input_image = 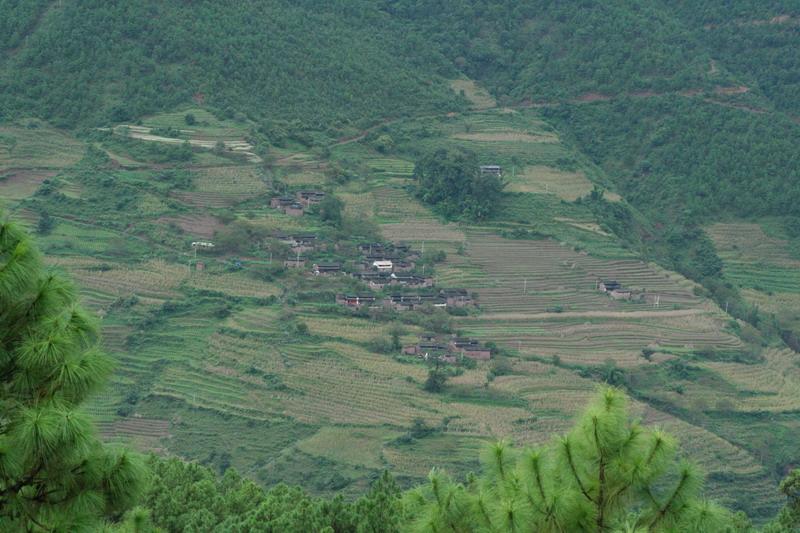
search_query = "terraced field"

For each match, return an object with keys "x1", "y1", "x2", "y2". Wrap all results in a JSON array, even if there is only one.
[
  {"x1": 4, "y1": 100, "x2": 795, "y2": 518},
  {"x1": 709, "y1": 222, "x2": 800, "y2": 294}
]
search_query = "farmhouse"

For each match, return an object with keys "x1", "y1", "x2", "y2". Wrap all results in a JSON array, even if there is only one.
[
  {"x1": 270, "y1": 196, "x2": 295, "y2": 209},
  {"x1": 392, "y1": 260, "x2": 415, "y2": 272},
  {"x1": 390, "y1": 274, "x2": 434, "y2": 288},
  {"x1": 285, "y1": 202, "x2": 304, "y2": 217},
  {"x1": 441, "y1": 288, "x2": 472, "y2": 307},
  {"x1": 599, "y1": 279, "x2": 632, "y2": 300},
  {"x1": 355, "y1": 272, "x2": 392, "y2": 289},
  {"x1": 284, "y1": 257, "x2": 306, "y2": 268},
  {"x1": 403, "y1": 334, "x2": 492, "y2": 362},
  {"x1": 336, "y1": 294, "x2": 378, "y2": 307},
  {"x1": 313, "y1": 263, "x2": 342, "y2": 276},
  {"x1": 372, "y1": 260, "x2": 393, "y2": 272},
  {"x1": 297, "y1": 190, "x2": 326, "y2": 206},
  {"x1": 449, "y1": 338, "x2": 492, "y2": 360},
  {"x1": 599, "y1": 280, "x2": 620, "y2": 292},
  {"x1": 480, "y1": 165, "x2": 502, "y2": 177},
  {"x1": 385, "y1": 294, "x2": 446, "y2": 311}
]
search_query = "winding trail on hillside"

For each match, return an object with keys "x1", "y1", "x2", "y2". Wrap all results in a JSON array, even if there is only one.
[{"x1": 474, "y1": 308, "x2": 709, "y2": 321}]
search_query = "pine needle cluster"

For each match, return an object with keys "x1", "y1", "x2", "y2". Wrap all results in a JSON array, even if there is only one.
[{"x1": 0, "y1": 217, "x2": 146, "y2": 531}]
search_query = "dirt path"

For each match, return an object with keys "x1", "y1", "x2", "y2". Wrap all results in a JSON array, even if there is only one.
[{"x1": 472, "y1": 308, "x2": 709, "y2": 321}]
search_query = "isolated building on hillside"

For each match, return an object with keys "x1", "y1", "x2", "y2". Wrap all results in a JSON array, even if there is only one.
[
  {"x1": 480, "y1": 165, "x2": 502, "y2": 177},
  {"x1": 599, "y1": 279, "x2": 632, "y2": 300},
  {"x1": 599, "y1": 280, "x2": 620, "y2": 292}
]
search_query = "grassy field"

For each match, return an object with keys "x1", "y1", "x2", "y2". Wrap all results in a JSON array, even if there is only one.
[{"x1": 2, "y1": 98, "x2": 796, "y2": 520}]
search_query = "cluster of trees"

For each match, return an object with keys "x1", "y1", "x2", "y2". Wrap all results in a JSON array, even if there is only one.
[{"x1": 413, "y1": 148, "x2": 505, "y2": 220}]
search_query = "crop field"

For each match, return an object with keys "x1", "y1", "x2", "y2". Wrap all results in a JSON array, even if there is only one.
[
  {"x1": 507, "y1": 165, "x2": 597, "y2": 200},
  {"x1": 192, "y1": 165, "x2": 266, "y2": 195},
  {"x1": 0, "y1": 123, "x2": 85, "y2": 169}
]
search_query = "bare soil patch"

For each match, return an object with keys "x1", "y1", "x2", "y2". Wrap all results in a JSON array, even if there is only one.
[{"x1": 157, "y1": 214, "x2": 222, "y2": 239}]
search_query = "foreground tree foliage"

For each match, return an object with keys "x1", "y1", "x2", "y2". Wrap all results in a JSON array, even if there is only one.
[
  {"x1": 133, "y1": 456, "x2": 401, "y2": 533},
  {"x1": 404, "y1": 388, "x2": 739, "y2": 532},
  {"x1": 0, "y1": 216, "x2": 145, "y2": 531}
]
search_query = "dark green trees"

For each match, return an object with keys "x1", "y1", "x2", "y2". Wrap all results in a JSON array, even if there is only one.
[
  {"x1": 405, "y1": 387, "x2": 737, "y2": 532},
  {"x1": 141, "y1": 456, "x2": 402, "y2": 532},
  {"x1": 413, "y1": 149, "x2": 505, "y2": 220},
  {"x1": 0, "y1": 216, "x2": 145, "y2": 530}
]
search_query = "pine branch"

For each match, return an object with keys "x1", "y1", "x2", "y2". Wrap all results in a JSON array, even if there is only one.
[
  {"x1": 593, "y1": 417, "x2": 607, "y2": 531},
  {"x1": 649, "y1": 468, "x2": 691, "y2": 530},
  {"x1": 563, "y1": 438, "x2": 594, "y2": 504}
]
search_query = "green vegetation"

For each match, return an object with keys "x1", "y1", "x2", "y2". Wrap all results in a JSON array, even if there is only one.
[
  {"x1": 407, "y1": 388, "x2": 737, "y2": 532},
  {"x1": 0, "y1": 0, "x2": 462, "y2": 134},
  {"x1": 413, "y1": 149, "x2": 505, "y2": 220},
  {"x1": 0, "y1": 216, "x2": 145, "y2": 530}
]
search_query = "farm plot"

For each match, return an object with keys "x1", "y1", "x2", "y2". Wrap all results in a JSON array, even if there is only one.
[
  {"x1": 157, "y1": 214, "x2": 222, "y2": 238},
  {"x1": 70, "y1": 259, "x2": 187, "y2": 301},
  {"x1": 704, "y1": 348, "x2": 800, "y2": 413},
  {"x1": 461, "y1": 314, "x2": 741, "y2": 367},
  {"x1": 0, "y1": 124, "x2": 85, "y2": 170},
  {"x1": 114, "y1": 124, "x2": 261, "y2": 163},
  {"x1": 193, "y1": 165, "x2": 265, "y2": 195},
  {"x1": 506, "y1": 165, "x2": 599, "y2": 201},
  {"x1": 708, "y1": 222, "x2": 800, "y2": 294},
  {"x1": 185, "y1": 271, "x2": 281, "y2": 299},
  {"x1": 0, "y1": 169, "x2": 56, "y2": 200}
]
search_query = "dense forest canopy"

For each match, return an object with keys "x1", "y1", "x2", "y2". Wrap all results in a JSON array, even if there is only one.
[{"x1": 0, "y1": 0, "x2": 461, "y2": 132}]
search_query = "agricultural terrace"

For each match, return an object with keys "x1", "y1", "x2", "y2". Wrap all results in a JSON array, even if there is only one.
[{"x1": 1, "y1": 99, "x2": 790, "y2": 516}]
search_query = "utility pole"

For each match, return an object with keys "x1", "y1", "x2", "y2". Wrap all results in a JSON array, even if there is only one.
[{"x1": 523, "y1": 279, "x2": 527, "y2": 294}]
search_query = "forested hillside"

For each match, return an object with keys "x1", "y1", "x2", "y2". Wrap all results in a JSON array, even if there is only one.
[{"x1": 0, "y1": 0, "x2": 461, "y2": 134}]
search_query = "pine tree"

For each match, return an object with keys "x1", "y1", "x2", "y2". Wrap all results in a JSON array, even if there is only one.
[
  {"x1": 405, "y1": 387, "x2": 739, "y2": 532},
  {"x1": 0, "y1": 216, "x2": 146, "y2": 531}
]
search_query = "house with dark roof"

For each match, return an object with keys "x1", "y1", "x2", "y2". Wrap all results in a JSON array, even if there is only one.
[
  {"x1": 270, "y1": 196, "x2": 296, "y2": 209},
  {"x1": 336, "y1": 294, "x2": 378, "y2": 307},
  {"x1": 285, "y1": 202, "x2": 304, "y2": 217},
  {"x1": 440, "y1": 288, "x2": 472, "y2": 307},
  {"x1": 480, "y1": 165, "x2": 502, "y2": 177},
  {"x1": 297, "y1": 190, "x2": 326, "y2": 207},
  {"x1": 313, "y1": 263, "x2": 342, "y2": 276}
]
